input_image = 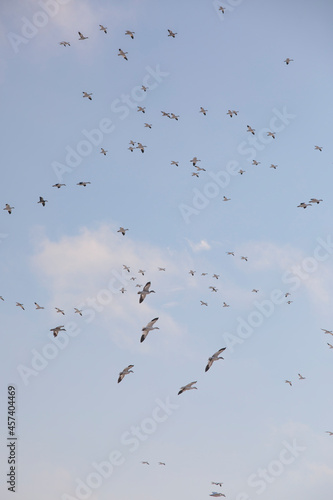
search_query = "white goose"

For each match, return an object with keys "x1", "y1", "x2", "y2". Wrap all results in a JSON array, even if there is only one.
[
  {"x1": 140, "y1": 317, "x2": 159, "y2": 343},
  {"x1": 50, "y1": 325, "x2": 66, "y2": 337},
  {"x1": 99, "y1": 25, "x2": 107, "y2": 33},
  {"x1": 118, "y1": 365, "x2": 134, "y2": 383},
  {"x1": 59, "y1": 41, "x2": 70, "y2": 47},
  {"x1": 178, "y1": 381, "x2": 197, "y2": 395},
  {"x1": 205, "y1": 347, "x2": 226, "y2": 372},
  {"x1": 82, "y1": 92, "x2": 92, "y2": 100},
  {"x1": 100, "y1": 148, "x2": 107, "y2": 155},
  {"x1": 247, "y1": 125, "x2": 255, "y2": 135},
  {"x1": 78, "y1": 32, "x2": 88, "y2": 40},
  {"x1": 125, "y1": 30, "x2": 135, "y2": 39},
  {"x1": 3, "y1": 204, "x2": 14, "y2": 214},
  {"x1": 118, "y1": 227, "x2": 128, "y2": 236},
  {"x1": 118, "y1": 49, "x2": 128, "y2": 60},
  {"x1": 34, "y1": 302, "x2": 44, "y2": 310},
  {"x1": 200, "y1": 107, "x2": 208, "y2": 115},
  {"x1": 138, "y1": 282, "x2": 155, "y2": 303}
]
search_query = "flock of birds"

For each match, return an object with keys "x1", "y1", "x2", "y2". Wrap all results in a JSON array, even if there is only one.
[{"x1": 3, "y1": 13, "x2": 332, "y2": 500}]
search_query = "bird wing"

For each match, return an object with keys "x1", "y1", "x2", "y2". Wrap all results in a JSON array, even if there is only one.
[{"x1": 143, "y1": 282, "x2": 151, "y2": 292}]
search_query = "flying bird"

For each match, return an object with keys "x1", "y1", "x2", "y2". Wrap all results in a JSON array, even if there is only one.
[
  {"x1": 223, "y1": 196, "x2": 231, "y2": 201},
  {"x1": 137, "y1": 106, "x2": 146, "y2": 113},
  {"x1": 227, "y1": 109, "x2": 238, "y2": 117},
  {"x1": 285, "y1": 380, "x2": 292, "y2": 386},
  {"x1": 241, "y1": 256, "x2": 248, "y2": 261},
  {"x1": 74, "y1": 308, "x2": 83, "y2": 316},
  {"x1": 82, "y1": 92, "x2": 93, "y2": 100},
  {"x1": 168, "y1": 29, "x2": 177, "y2": 38},
  {"x1": 314, "y1": 145, "x2": 323, "y2": 151},
  {"x1": 209, "y1": 286, "x2": 218, "y2": 292},
  {"x1": 247, "y1": 125, "x2": 255, "y2": 135},
  {"x1": 190, "y1": 157, "x2": 200, "y2": 166},
  {"x1": 3, "y1": 204, "x2": 14, "y2": 214},
  {"x1": 118, "y1": 49, "x2": 128, "y2": 60},
  {"x1": 38, "y1": 196, "x2": 48, "y2": 206},
  {"x1": 123, "y1": 265, "x2": 130, "y2": 272},
  {"x1": 140, "y1": 317, "x2": 159, "y2": 343},
  {"x1": 200, "y1": 301, "x2": 208, "y2": 306},
  {"x1": 298, "y1": 373, "x2": 305, "y2": 380},
  {"x1": 118, "y1": 227, "x2": 128, "y2": 236},
  {"x1": 59, "y1": 41, "x2": 70, "y2": 47},
  {"x1": 55, "y1": 307, "x2": 65, "y2": 315},
  {"x1": 125, "y1": 30, "x2": 135, "y2": 39},
  {"x1": 212, "y1": 482, "x2": 223, "y2": 487},
  {"x1": 136, "y1": 143, "x2": 146, "y2": 153},
  {"x1": 16, "y1": 302, "x2": 25, "y2": 310},
  {"x1": 141, "y1": 461, "x2": 149, "y2": 465},
  {"x1": 77, "y1": 181, "x2": 91, "y2": 187},
  {"x1": 267, "y1": 131, "x2": 276, "y2": 139},
  {"x1": 144, "y1": 123, "x2": 152, "y2": 129},
  {"x1": 99, "y1": 25, "x2": 107, "y2": 33},
  {"x1": 205, "y1": 347, "x2": 226, "y2": 372},
  {"x1": 138, "y1": 282, "x2": 155, "y2": 303},
  {"x1": 100, "y1": 148, "x2": 107, "y2": 155},
  {"x1": 297, "y1": 202, "x2": 311, "y2": 209},
  {"x1": 118, "y1": 365, "x2": 134, "y2": 383},
  {"x1": 178, "y1": 381, "x2": 197, "y2": 395},
  {"x1": 34, "y1": 302, "x2": 44, "y2": 310},
  {"x1": 321, "y1": 329, "x2": 333, "y2": 335},
  {"x1": 200, "y1": 107, "x2": 208, "y2": 115},
  {"x1": 50, "y1": 325, "x2": 66, "y2": 337},
  {"x1": 210, "y1": 494, "x2": 225, "y2": 498},
  {"x1": 52, "y1": 183, "x2": 66, "y2": 188},
  {"x1": 284, "y1": 58, "x2": 293, "y2": 65},
  {"x1": 78, "y1": 32, "x2": 88, "y2": 40},
  {"x1": 309, "y1": 198, "x2": 323, "y2": 204}
]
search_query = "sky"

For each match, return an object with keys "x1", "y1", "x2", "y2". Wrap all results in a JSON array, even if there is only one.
[{"x1": 0, "y1": 0, "x2": 333, "y2": 499}]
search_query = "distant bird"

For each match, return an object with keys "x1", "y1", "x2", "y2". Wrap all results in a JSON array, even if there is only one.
[
  {"x1": 200, "y1": 301, "x2": 208, "y2": 306},
  {"x1": 195, "y1": 166, "x2": 206, "y2": 172},
  {"x1": 123, "y1": 265, "x2": 130, "y2": 272},
  {"x1": 141, "y1": 85, "x2": 148, "y2": 92},
  {"x1": 252, "y1": 289, "x2": 259, "y2": 293},
  {"x1": 158, "y1": 462, "x2": 166, "y2": 466},
  {"x1": 178, "y1": 381, "x2": 197, "y2": 395},
  {"x1": 137, "y1": 106, "x2": 146, "y2": 113},
  {"x1": 314, "y1": 145, "x2": 323, "y2": 151},
  {"x1": 158, "y1": 267, "x2": 166, "y2": 271},
  {"x1": 201, "y1": 273, "x2": 208, "y2": 276},
  {"x1": 190, "y1": 157, "x2": 200, "y2": 166},
  {"x1": 78, "y1": 31, "x2": 88, "y2": 40},
  {"x1": 129, "y1": 140, "x2": 135, "y2": 146},
  {"x1": 219, "y1": 6, "x2": 225, "y2": 13},
  {"x1": 327, "y1": 343, "x2": 333, "y2": 349},
  {"x1": 38, "y1": 196, "x2": 48, "y2": 207},
  {"x1": 82, "y1": 92, "x2": 93, "y2": 100},
  {"x1": 284, "y1": 58, "x2": 293, "y2": 65},
  {"x1": 247, "y1": 125, "x2": 255, "y2": 135},
  {"x1": 326, "y1": 431, "x2": 333, "y2": 436},
  {"x1": 77, "y1": 181, "x2": 91, "y2": 187},
  {"x1": 298, "y1": 202, "x2": 311, "y2": 209},
  {"x1": 223, "y1": 196, "x2": 231, "y2": 201},
  {"x1": 120, "y1": 288, "x2": 126, "y2": 294},
  {"x1": 144, "y1": 123, "x2": 152, "y2": 129},
  {"x1": 226, "y1": 252, "x2": 234, "y2": 256},
  {"x1": 239, "y1": 169, "x2": 245, "y2": 175},
  {"x1": 118, "y1": 227, "x2": 128, "y2": 236},
  {"x1": 287, "y1": 300, "x2": 293, "y2": 304},
  {"x1": 227, "y1": 109, "x2": 238, "y2": 117},
  {"x1": 52, "y1": 183, "x2": 66, "y2": 188},
  {"x1": 213, "y1": 274, "x2": 219, "y2": 279},
  {"x1": 55, "y1": 307, "x2": 65, "y2": 315},
  {"x1": 298, "y1": 373, "x2": 305, "y2": 380},
  {"x1": 16, "y1": 302, "x2": 25, "y2": 310},
  {"x1": 241, "y1": 256, "x2": 248, "y2": 261},
  {"x1": 192, "y1": 172, "x2": 199, "y2": 177},
  {"x1": 135, "y1": 284, "x2": 142, "y2": 288},
  {"x1": 130, "y1": 277, "x2": 136, "y2": 281},
  {"x1": 136, "y1": 143, "x2": 146, "y2": 153},
  {"x1": 267, "y1": 131, "x2": 276, "y2": 139},
  {"x1": 209, "y1": 286, "x2": 218, "y2": 292},
  {"x1": 138, "y1": 269, "x2": 145, "y2": 275},
  {"x1": 140, "y1": 317, "x2": 159, "y2": 343},
  {"x1": 189, "y1": 270, "x2": 196, "y2": 276},
  {"x1": 128, "y1": 146, "x2": 134, "y2": 152},
  {"x1": 200, "y1": 107, "x2": 208, "y2": 115},
  {"x1": 118, "y1": 365, "x2": 134, "y2": 383},
  {"x1": 74, "y1": 308, "x2": 83, "y2": 316},
  {"x1": 0, "y1": 296, "x2": 4, "y2": 301},
  {"x1": 222, "y1": 302, "x2": 229, "y2": 308},
  {"x1": 205, "y1": 347, "x2": 226, "y2": 372},
  {"x1": 34, "y1": 302, "x2": 44, "y2": 310},
  {"x1": 285, "y1": 380, "x2": 292, "y2": 386},
  {"x1": 171, "y1": 161, "x2": 179, "y2": 166},
  {"x1": 100, "y1": 148, "x2": 107, "y2": 155},
  {"x1": 138, "y1": 282, "x2": 155, "y2": 303},
  {"x1": 118, "y1": 48, "x2": 128, "y2": 60},
  {"x1": 252, "y1": 160, "x2": 260, "y2": 166},
  {"x1": 285, "y1": 292, "x2": 291, "y2": 297},
  {"x1": 170, "y1": 113, "x2": 179, "y2": 120},
  {"x1": 168, "y1": 29, "x2": 177, "y2": 38},
  {"x1": 3, "y1": 204, "x2": 14, "y2": 214},
  {"x1": 50, "y1": 325, "x2": 65, "y2": 337},
  {"x1": 321, "y1": 329, "x2": 333, "y2": 335},
  {"x1": 59, "y1": 41, "x2": 70, "y2": 47},
  {"x1": 99, "y1": 25, "x2": 107, "y2": 33},
  {"x1": 161, "y1": 111, "x2": 171, "y2": 117},
  {"x1": 141, "y1": 461, "x2": 149, "y2": 465},
  {"x1": 210, "y1": 494, "x2": 225, "y2": 498},
  {"x1": 125, "y1": 30, "x2": 135, "y2": 39},
  {"x1": 212, "y1": 483, "x2": 223, "y2": 487},
  {"x1": 309, "y1": 198, "x2": 323, "y2": 204},
  {"x1": 270, "y1": 164, "x2": 278, "y2": 169}
]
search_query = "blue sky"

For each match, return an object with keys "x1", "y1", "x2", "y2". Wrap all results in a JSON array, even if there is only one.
[{"x1": 1, "y1": 1, "x2": 333, "y2": 499}]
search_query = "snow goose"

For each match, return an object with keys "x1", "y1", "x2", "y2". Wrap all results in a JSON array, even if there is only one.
[
  {"x1": 140, "y1": 317, "x2": 159, "y2": 343},
  {"x1": 205, "y1": 347, "x2": 226, "y2": 372},
  {"x1": 118, "y1": 49, "x2": 128, "y2": 60},
  {"x1": 178, "y1": 381, "x2": 197, "y2": 395},
  {"x1": 138, "y1": 282, "x2": 155, "y2": 303},
  {"x1": 3, "y1": 204, "x2": 14, "y2": 214},
  {"x1": 118, "y1": 365, "x2": 134, "y2": 383}
]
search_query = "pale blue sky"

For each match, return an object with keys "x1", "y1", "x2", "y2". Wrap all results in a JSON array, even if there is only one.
[{"x1": 1, "y1": 1, "x2": 333, "y2": 500}]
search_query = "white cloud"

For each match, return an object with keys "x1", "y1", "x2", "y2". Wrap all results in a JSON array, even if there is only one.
[{"x1": 186, "y1": 238, "x2": 211, "y2": 253}]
